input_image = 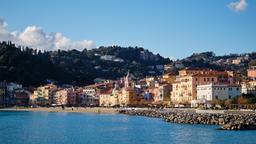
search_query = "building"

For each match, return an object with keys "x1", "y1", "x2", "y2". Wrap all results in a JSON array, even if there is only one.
[
  {"x1": 67, "y1": 88, "x2": 77, "y2": 106},
  {"x1": 118, "y1": 88, "x2": 136, "y2": 106},
  {"x1": 241, "y1": 80, "x2": 256, "y2": 95},
  {"x1": 54, "y1": 89, "x2": 68, "y2": 106},
  {"x1": 14, "y1": 90, "x2": 31, "y2": 106},
  {"x1": 100, "y1": 55, "x2": 115, "y2": 61},
  {"x1": 174, "y1": 62, "x2": 184, "y2": 69},
  {"x1": 171, "y1": 69, "x2": 233, "y2": 104},
  {"x1": 197, "y1": 84, "x2": 241, "y2": 102},
  {"x1": 83, "y1": 95, "x2": 99, "y2": 107},
  {"x1": 147, "y1": 84, "x2": 171, "y2": 104},
  {"x1": 79, "y1": 86, "x2": 99, "y2": 106},
  {"x1": 99, "y1": 72, "x2": 137, "y2": 107},
  {"x1": 145, "y1": 77, "x2": 157, "y2": 87},
  {"x1": 118, "y1": 72, "x2": 137, "y2": 106},
  {"x1": 83, "y1": 87, "x2": 97, "y2": 97},
  {"x1": 77, "y1": 91, "x2": 99, "y2": 107},
  {"x1": 0, "y1": 82, "x2": 23, "y2": 107},
  {"x1": 171, "y1": 73, "x2": 218, "y2": 104},
  {"x1": 99, "y1": 88, "x2": 119, "y2": 107},
  {"x1": 7, "y1": 83, "x2": 23, "y2": 106},
  {"x1": 248, "y1": 66, "x2": 256, "y2": 80},
  {"x1": 232, "y1": 57, "x2": 244, "y2": 65},
  {"x1": 33, "y1": 84, "x2": 57, "y2": 106},
  {"x1": 158, "y1": 84, "x2": 171, "y2": 102},
  {"x1": 0, "y1": 82, "x2": 7, "y2": 107},
  {"x1": 162, "y1": 73, "x2": 176, "y2": 84}
]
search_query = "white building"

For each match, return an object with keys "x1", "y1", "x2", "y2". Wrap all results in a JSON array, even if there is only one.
[
  {"x1": 197, "y1": 84, "x2": 241, "y2": 101},
  {"x1": 83, "y1": 87, "x2": 97, "y2": 97},
  {"x1": 100, "y1": 55, "x2": 115, "y2": 61},
  {"x1": 7, "y1": 83, "x2": 22, "y2": 92},
  {"x1": 241, "y1": 81, "x2": 256, "y2": 95}
]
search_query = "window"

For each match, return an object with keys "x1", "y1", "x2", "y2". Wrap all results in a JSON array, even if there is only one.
[
  {"x1": 229, "y1": 95, "x2": 231, "y2": 99},
  {"x1": 215, "y1": 96, "x2": 218, "y2": 99},
  {"x1": 212, "y1": 78, "x2": 214, "y2": 81}
]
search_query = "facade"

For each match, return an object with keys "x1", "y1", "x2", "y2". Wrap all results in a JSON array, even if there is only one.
[
  {"x1": 171, "y1": 74, "x2": 218, "y2": 104},
  {"x1": 241, "y1": 80, "x2": 256, "y2": 95},
  {"x1": 148, "y1": 84, "x2": 171, "y2": 103},
  {"x1": 99, "y1": 89, "x2": 119, "y2": 107},
  {"x1": 248, "y1": 66, "x2": 256, "y2": 80},
  {"x1": 83, "y1": 87, "x2": 97, "y2": 97},
  {"x1": 76, "y1": 87, "x2": 99, "y2": 106},
  {"x1": 145, "y1": 77, "x2": 157, "y2": 87},
  {"x1": 67, "y1": 88, "x2": 77, "y2": 106},
  {"x1": 158, "y1": 84, "x2": 171, "y2": 102},
  {"x1": 54, "y1": 89, "x2": 68, "y2": 106},
  {"x1": 118, "y1": 88, "x2": 136, "y2": 106},
  {"x1": 0, "y1": 82, "x2": 7, "y2": 107},
  {"x1": 162, "y1": 73, "x2": 176, "y2": 84},
  {"x1": 197, "y1": 84, "x2": 241, "y2": 101},
  {"x1": 78, "y1": 92, "x2": 99, "y2": 107},
  {"x1": 14, "y1": 90, "x2": 31, "y2": 106},
  {"x1": 83, "y1": 95, "x2": 99, "y2": 106},
  {"x1": 33, "y1": 84, "x2": 57, "y2": 106},
  {"x1": 6, "y1": 83, "x2": 23, "y2": 106},
  {"x1": 171, "y1": 69, "x2": 236, "y2": 104}
]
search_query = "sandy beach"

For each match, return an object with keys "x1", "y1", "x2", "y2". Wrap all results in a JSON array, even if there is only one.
[{"x1": 0, "y1": 107, "x2": 119, "y2": 114}]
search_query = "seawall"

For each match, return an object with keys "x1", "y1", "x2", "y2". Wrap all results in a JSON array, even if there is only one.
[{"x1": 119, "y1": 109, "x2": 256, "y2": 130}]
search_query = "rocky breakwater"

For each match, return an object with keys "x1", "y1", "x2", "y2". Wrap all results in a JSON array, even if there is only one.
[{"x1": 119, "y1": 109, "x2": 256, "y2": 130}]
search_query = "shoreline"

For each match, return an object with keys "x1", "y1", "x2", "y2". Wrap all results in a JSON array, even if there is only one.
[{"x1": 0, "y1": 107, "x2": 119, "y2": 114}]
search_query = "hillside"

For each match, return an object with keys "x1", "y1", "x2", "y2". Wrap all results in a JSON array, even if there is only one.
[
  {"x1": 168, "y1": 51, "x2": 256, "y2": 75},
  {"x1": 0, "y1": 41, "x2": 171, "y2": 86}
]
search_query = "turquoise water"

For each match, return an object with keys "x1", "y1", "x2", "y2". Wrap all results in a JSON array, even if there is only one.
[{"x1": 0, "y1": 111, "x2": 256, "y2": 144}]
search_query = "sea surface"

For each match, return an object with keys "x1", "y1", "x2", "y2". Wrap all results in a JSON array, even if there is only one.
[{"x1": 0, "y1": 111, "x2": 256, "y2": 144}]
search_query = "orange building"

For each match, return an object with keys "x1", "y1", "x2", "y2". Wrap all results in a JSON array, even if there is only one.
[{"x1": 248, "y1": 66, "x2": 256, "y2": 79}]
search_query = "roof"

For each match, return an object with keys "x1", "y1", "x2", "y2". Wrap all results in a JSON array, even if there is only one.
[{"x1": 100, "y1": 88, "x2": 113, "y2": 95}]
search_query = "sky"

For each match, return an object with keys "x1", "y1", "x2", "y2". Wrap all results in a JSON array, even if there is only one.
[{"x1": 0, "y1": 0, "x2": 255, "y2": 59}]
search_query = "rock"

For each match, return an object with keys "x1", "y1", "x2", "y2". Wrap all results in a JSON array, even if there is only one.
[
  {"x1": 119, "y1": 109, "x2": 256, "y2": 130},
  {"x1": 218, "y1": 118, "x2": 225, "y2": 125}
]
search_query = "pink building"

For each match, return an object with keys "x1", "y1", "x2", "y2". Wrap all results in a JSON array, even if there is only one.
[
  {"x1": 67, "y1": 88, "x2": 77, "y2": 106},
  {"x1": 55, "y1": 89, "x2": 68, "y2": 106}
]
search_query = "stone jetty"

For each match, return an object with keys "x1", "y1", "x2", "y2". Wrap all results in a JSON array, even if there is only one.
[{"x1": 119, "y1": 109, "x2": 256, "y2": 130}]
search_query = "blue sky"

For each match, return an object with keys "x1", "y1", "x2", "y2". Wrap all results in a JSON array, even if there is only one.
[{"x1": 0, "y1": 0, "x2": 255, "y2": 59}]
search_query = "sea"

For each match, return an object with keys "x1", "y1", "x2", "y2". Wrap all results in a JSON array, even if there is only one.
[{"x1": 0, "y1": 111, "x2": 256, "y2": 144}]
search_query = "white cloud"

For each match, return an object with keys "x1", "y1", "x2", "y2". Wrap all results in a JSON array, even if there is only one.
[
  {"x1": 0, "y1": 19, "x2": 95, "y2": 51},
  {"x1": 227, "y1": 0, "x2": 248, "y2": 12}
]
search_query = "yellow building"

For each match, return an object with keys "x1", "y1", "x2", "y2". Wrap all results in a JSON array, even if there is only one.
[
  {"x1": 33, "y1": 84, "x2": 57, "y2": 106},
  {"x1": 100, "y1": 72, "x2": 137, "y2": 107},
  {"x1": 99, "y1": 88, "x2": 119, "y2": 107},
  {"x1": 119, "y1": 88, "x2": 136, "y2": 106},
  {"x1": 162, "y1": 73, "x2": 176, "y2": 84}
]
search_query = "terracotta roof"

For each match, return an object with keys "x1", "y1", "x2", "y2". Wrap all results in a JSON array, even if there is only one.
[{"x1": 100, "y1": 88, "x2": 113, "y2": 95}]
